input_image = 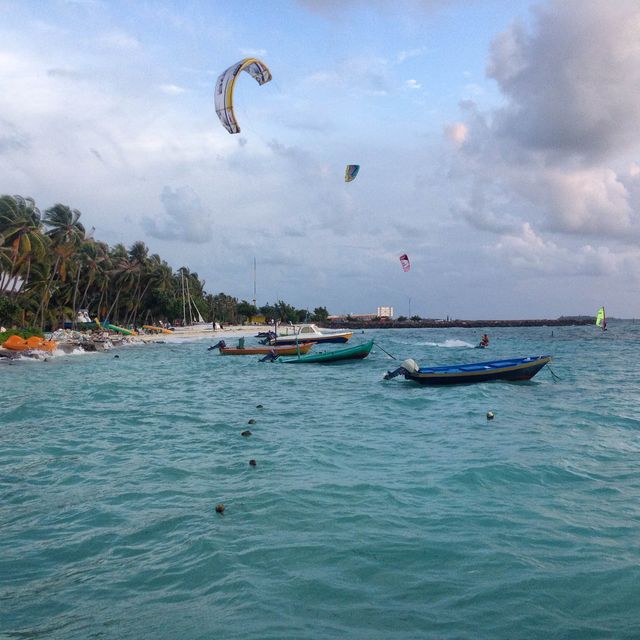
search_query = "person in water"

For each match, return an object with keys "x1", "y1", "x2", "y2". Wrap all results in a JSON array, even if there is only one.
[{"x1": 479, "y1": 334, "x2": 490, "y2": 348}]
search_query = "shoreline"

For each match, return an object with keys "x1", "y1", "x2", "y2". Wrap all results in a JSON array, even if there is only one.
[
  {"x1": 0, "y1": 325, "x2": 261, "y2": 361},
  {"x1": 323, "y1": 318, "x2": 595, "y2": 330},
  {"x1": 0, "y1": 319, "x2": 601, "y2": 362}
]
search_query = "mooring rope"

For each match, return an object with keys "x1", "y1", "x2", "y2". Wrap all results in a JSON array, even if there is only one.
[
  {"x1": 374, "y1": 342, "x2": 398, "y2": 360},
  {"x1": 548, "y1": 366, "x2": 561, "y2": 382}
]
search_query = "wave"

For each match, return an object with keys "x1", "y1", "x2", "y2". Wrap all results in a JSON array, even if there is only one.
[{"x1": 418, "y1": 338, "x2": 476, "y2": 348}]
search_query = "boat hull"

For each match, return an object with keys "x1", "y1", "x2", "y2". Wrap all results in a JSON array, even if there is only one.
[
  {"x1": 142, "y1": 325, "x2": 173, "y2": 334},
  {"x1": 404, "y1": 356, "x2": 551, "y2": 385},
  {"x1": 271, "y1": 333, "x2": 352, "y2": 345},
  {"x1": 220, "y1": 343, "x2": 314, "y2": 356},
  {"x1": 280, "y1": 340, "x2": 373, "y2": 363},
  {"x1": 1, "y1": 335, "x2": 58, "y2": 352}
]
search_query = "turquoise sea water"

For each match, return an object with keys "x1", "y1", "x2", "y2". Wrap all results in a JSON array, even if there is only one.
[{"x1": 2, "y1": 324, "x2": 640, "y2": 639}]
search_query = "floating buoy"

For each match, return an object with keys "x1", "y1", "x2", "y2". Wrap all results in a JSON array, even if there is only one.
[
  {"x1": 241, "y1": 430, "x2": 252, "y2": 437},
  {"x1": 248, "y1": 418, "x2": 256, "y2": 425},
  {"x1": 114, "y1": 354, "x2": 119, "y2": 359},
  {"x1": 487, "y1": 411, "x2": 495, "y2": 420},
  {"x1": 249, "y1": 459, "x2": 257, "y2": 466},
  {"x1": 215, "y1": 503, "x2": 225, "y2": 514}
]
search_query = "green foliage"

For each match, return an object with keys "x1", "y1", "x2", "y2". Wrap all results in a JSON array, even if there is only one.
[
  {"x1": 2, "y1": 194, "x2": 333, "y2": 330},
  {"x1": 0, "y1": 327, "x2": 43, "y2": 343},
  {"x1": 396, "y1": 316, "x2": 408, "y2": 322},
  {"x1": 208, "y1": 292, "x2": 238, "y2": 323},
  {"x1": 258, "y1": 303, "x2": 277, "y2": 321},
  {"x1": 237, "y1": 300, "x2": 258, "y2": 321},
  {"x1": 0, "y1": 294, "x2": 20, "y2": 325},
  {"x1": 312, "y1": 306, "x2": 329, "y2": 322},
  {"x1": 410, "y1": 315, "x2": 422, "y2": 322},
  {"x1": 274, "y1": 300, "x2": 298, "y2": 323}
]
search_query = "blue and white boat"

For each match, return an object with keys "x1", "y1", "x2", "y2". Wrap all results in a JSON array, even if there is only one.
[{"x1": 385, "y1": 355, "x2": 552, "y2": 385}]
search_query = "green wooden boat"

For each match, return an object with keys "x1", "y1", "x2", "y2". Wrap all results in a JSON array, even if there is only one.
[{"x1": 278, "y1": 340, "x2": 374, "y2": 364}]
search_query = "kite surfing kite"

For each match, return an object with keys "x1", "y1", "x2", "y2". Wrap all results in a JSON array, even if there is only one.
[
  {"x1": 399, "y1": 254, "x2": 411, "y2": 272},
  {"x1": 214, "y1": 58, "x2": 272, "y2": 134},
  {"x1": 345, "y1": 165, "x2": 360, "y2": 182}
]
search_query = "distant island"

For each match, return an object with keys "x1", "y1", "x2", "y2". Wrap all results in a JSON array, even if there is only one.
[{"x1": 323, "y1": 316, "x2": 596, "y2": 329}]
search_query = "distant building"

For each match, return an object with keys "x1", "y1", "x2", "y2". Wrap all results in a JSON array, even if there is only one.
[
  {"x1": 327, "y1": 307, "x2": 394, "y2": 322},
  {"x1": 248, "y1": 314, "x2": 267, "y2": 324}
]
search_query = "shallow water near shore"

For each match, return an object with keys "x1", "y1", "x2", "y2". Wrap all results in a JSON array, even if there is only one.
[{"x1": 2, "y1": 323, "x2": 640, "y2": 639}]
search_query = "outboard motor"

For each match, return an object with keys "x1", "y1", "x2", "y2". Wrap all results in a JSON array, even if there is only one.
[
  {"x1": 259, "y1": 330, "x2": 277, "y2": 345},
  {"x1": 384, "y1": 358, "x2": 419, "y2": 380},
  {"x1": 259, "y1": 350, "x2": 279, "y2": 363}
]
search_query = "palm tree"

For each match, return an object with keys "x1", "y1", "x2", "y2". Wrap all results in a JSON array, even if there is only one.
[
  {"x1": 37, "y1": 204, "x2": 86, "y2": 328},
  {"x1": 122, "y1": 241, "x2": 149, "y2": 326},
  {"x1": 44, "y1": 204, "x2": 85, "y2": 246},
  {"x1": 0, "y1": 195, "x2": 47, "y2": 295},
  {"x1": 77, "y1": 240, "x2": 108, "y2": 312},
  {"x1": 107, "y1": 250, "x2": 141, "y2": 324}
]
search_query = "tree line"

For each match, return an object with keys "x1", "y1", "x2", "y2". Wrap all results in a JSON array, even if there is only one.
[{"x1": 0, "y1": 195, "x2": 329, "y2": 330}]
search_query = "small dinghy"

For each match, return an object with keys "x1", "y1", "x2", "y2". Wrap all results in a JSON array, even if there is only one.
[
  {"x1": 385, "y1": 355, "x2": 552, "y2": 385},
  {"x1": 275, "y1": 340, "x2": 374, "y2": 364},
  {"x1": 209, "y1": 339, "x2": 314, "y2": 356}
]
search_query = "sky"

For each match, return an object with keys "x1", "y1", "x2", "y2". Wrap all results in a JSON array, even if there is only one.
[{"x1": 1, "y1": 0, "x2": 639, "y2": 319}]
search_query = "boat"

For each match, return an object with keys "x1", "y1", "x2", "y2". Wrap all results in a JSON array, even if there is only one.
[
  {"x1": 277, "y1": 340, "x2": 373, "y2": 364},
  {"x1": 172, "y1": 271, "x2": 213, "y2": 333},
  {"x1": 268, "y1": 324, "x2": 352, "y2": 345},
  {"x1": 596, "y1": 306, "x2": 607, "y2": 331},
  {"x1": 142, "y1": 325, "x2": 174, "y2": 334},
  {"x1": 63, "y1": 309, "x2": 95, "y2": 329},
  {"x1": 210, "y1": 340, "x2": 314, "y2": 356},
  {"x1": 105, "y1": 323, "x2": 136, "y2": 335},
  {"x1": 2, "y1": 335, "x2": 58, "y2": 352},
  {"x1": 384, "y1": 355, "x2": 552, "y2": 385}
]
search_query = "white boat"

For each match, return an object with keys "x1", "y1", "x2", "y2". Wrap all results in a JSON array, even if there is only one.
[
  {"x1": 170, "y1": 322, "x2": 214, "y2": 334},
  {"x1": 171, "y1": 272, "x2": 213, "y2": 333},
  {"x1": 270, "y1": 323, "x2": 352, "y2": 345}
]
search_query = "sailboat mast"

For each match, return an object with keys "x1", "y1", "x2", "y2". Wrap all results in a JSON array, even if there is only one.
[
  {"x1": 253, "y1": 257, "x2": 257, "y2": 308},
  {"x1": 186, "y1": 279, "x2": 194, "y2": 325},
  {"x1": 181, "y1": 271, "x2": 186, "y2": 326}
]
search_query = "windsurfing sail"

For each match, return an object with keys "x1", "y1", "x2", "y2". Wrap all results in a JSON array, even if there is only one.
[
  {"x1": 345, "y1": 165, "x2": 360, "y2": 182},
  {"x1": 595, "y1": 306, "x2": 606, "y2": 330},
  {"x1": 399, "y1": 254, "x2": 411, "y2": 272},
  {"x1": 214, "y1": 58, "x2": 272, "y2": 134}
]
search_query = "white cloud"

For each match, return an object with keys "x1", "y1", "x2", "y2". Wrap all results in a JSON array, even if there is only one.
[
  {"x1": 239, "y1": 48, "x2": 267, "y2": 57},
  {"x1": 98, "y1": 30, "x2": 141, "y2": 51},
  {"x1": 143, "y1": 186, "x2": 213, "y2": 244},
  {"x1": 305, "y1": 55, "x2": 393, "y2": 97},
  {"x1": 449, "y1": 0, "x2": 640, "y2": 246},
  {"x1": 405, "y1": 78, "x2": 421, "y2": 90},
  {"x1": 492, "y1": 223, "x2": 638, "y2": 277},
  {"x1": 397, "y1": 47, "x2": 428, "y2": 63},
  {"x1": 444, "y1": 122, "x2": 468, "y2": 147},
  {"x1": 487, "y1": 0, "x2": 640, "y2": 161},
  {"x1": 159, "y1": 83, "x2": 186, "y2": 95},
  {"x1": 515, "y1": 167, "x2": 633, "y2": 235}
]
